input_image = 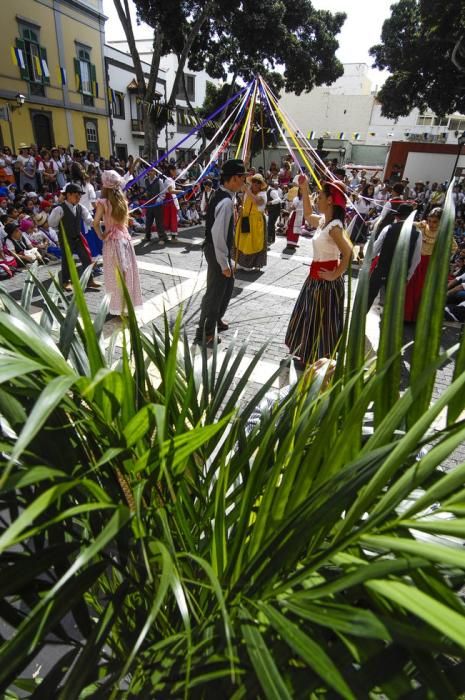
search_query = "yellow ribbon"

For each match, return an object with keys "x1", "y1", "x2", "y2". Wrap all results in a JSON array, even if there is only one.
[
  {"x1": 235, "y1": 82, "x2": 257, "y2": 159},
  {"x1": 260, "y1": 78, "x2": 321, "y2": 189}
]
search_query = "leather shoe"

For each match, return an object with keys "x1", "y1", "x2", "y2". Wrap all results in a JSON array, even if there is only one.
[
  {"x1": 217, "y1": 320, "x2": 229, "y2": 332},
  {"x1": 62, "y1": 282, "x2": 73, "y2": 292},
  {"x1": 87, "y1": 280, "x2": 101, "y2": 289},
  {"x1": 193, "y1": 335, "x2": 221, "y2": 349}
]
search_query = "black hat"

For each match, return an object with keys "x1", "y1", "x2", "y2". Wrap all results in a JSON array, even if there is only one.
[
  {"x1": 61, "y1": 183, "x2": 83, "y2": 195},
  {"x1": 221, "y1": 159, "x2": 246, "y2": 177},
  {"x1": 396, "y1": 203, "x2": 414, "y2": 219},
  {"x1": 4, "y1": 221, "x2": 19, "y2": 236}
]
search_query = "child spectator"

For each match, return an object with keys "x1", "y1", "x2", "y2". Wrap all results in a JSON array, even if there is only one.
[
  {"x1": 34, "y1": 212, "x2": 61, "y2": 258},
  {"x1": 4, "y1": 221, "x2": 44, "y2": 265}
]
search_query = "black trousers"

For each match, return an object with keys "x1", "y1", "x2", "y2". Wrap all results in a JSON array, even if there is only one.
[
  {"x1": 195, "y1": 243, "x2": 234, "y2": 339},
  {"x1": 367, "y1": 265, "x2": 388, "y2": 310},
  {"x1": 59, "y1": 234, "x2": 93, "y2": 284},
  {"x1": 145, "y1": 203, "x2": 165, "y2": 237},
  {"x1": 267, "y1": 207, "x2": 280, "y2": 244}
]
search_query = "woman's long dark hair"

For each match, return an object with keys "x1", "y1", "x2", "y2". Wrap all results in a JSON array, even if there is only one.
[{"x1": 322, "y1": 182, "x2": 345, "y2": 225}]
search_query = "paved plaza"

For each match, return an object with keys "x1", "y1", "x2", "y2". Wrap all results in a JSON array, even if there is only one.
[{"x1": 2, "y1": 223, "x2": 465, "y2": 467}]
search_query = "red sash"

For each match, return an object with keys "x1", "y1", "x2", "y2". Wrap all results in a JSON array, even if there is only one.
[{"x1": 309, "y1": 260, "x2": 339, "y2": 279}]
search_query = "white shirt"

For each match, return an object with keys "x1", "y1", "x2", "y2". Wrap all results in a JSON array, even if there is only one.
[
  {"x1": 291, "y1": 196, "x2": 304, "y2": 229},
  {"x1": 254, "y1": 191, "x2": 267, "y2": 213},
  {"x1": 210, "y1": 186, "x2": 235, "y2": 271},
  {"x1": 267, "y1": 186, "x2": 282, "y2": 208},
  {"x1": 48, "y1": 201, "x2": 94, "y2": 229},
  {"x1": 312, "y1": 217, "x2": 343, "y2": 261},
  {"x1": 38, "y1": 160, "x2": 59, "y2": 174},
  {"x1": 80, "y1": 182, "x2": 96, "y2": 212}
]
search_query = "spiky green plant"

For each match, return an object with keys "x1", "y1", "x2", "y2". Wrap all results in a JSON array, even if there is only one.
[{"x1": 1, "y1": 188, "x2": 465, "y2": 699}]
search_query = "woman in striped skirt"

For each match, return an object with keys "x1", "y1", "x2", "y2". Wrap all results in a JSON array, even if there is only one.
[{"x1": 285, "y1": 178, "x2": 352, "y2": 364}]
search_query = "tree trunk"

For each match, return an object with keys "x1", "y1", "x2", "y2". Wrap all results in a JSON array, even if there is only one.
[{"x1": 143, "y1": 113, "x2": 158, "y2": 162}]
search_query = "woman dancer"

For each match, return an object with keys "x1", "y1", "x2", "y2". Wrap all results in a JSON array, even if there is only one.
[
  {"x1": 93, "y1": 170, "x2": 142, "y2": 316},
  {"x1": 234, "y1": 173, "x2": 267, "y2": 271},
  {"x1": 286, "y1": 186, "x2": 304, "y2": 248},
  {"x1": 286, "y1": 178, "x2": 352, "y2": 365},
  {"x1": 162, "y1": 164, "x2": 182, "y2": 241},
  {"x1": 404, "y1": 207, "x2": 442, "y2": 322}
]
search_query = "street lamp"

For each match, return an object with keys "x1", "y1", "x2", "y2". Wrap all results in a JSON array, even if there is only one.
[
  {"x1": 7, "y1": 94, "x2": 26, "y2": 154},
  {"x1": 450, "y1": 130, "x2": 465, "y2": 184}
]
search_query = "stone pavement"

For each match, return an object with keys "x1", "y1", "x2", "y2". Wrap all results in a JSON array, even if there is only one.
[{"x1": 2, "y1": 223, "x2": 465, "y2": 467}]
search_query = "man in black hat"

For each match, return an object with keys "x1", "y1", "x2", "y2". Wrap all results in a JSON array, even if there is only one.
[
  {"x1": 367, "y1": 203, "x2": 421, "y2": 310},
  {"x1": 144, "y1": 169, "x2": 167, "y2": 243},
  {"x1": 48, "y1": 183, "x2": 100, "y2": 291},
  {"x1": 194, "y1": 159, "x2": 246, "y2": 347}
]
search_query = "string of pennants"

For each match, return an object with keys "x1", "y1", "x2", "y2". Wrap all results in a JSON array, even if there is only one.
[
  {"x1": 304, "y1": 131, "x2": 383, "y2": 141},
  {"x1": 119, "y1": 96, "x2": 275, "y2": 131},
  {"x1": 8, "y1": 48, "x2": 383, "y2": 144}
]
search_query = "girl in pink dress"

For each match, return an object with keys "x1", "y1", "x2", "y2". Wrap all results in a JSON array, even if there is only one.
[{"x1": 93, "y1": 170, "x2": 142, "y2": 316}]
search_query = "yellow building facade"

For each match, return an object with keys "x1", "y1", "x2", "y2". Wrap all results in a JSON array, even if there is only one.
[{"x1": 0, "y1": 0, "x2": 111, "y2": 155}]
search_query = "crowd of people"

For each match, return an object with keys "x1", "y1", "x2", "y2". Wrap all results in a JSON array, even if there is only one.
[{"x1": 0, "y1": 141, "x2": 464, "y2": 363}]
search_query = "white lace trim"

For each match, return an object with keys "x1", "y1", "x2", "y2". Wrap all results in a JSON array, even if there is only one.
[{"x1": 323, "y1": 219, "x2": 344, "y2": 233}]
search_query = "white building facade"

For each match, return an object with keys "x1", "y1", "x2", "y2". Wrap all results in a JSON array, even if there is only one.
[
  {"x1": 105, "y1": 45, "x2": 167, "y2": 160},
  {"x1": 280, "y1": 63, "x2": 465, "y2": 148},
  {"x1": 106, "y1": 39, "x2": 216, "y2": 162}
]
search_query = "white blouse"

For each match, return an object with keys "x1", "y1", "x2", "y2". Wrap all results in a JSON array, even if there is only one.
[
  {"x1": 291, "y1": 196, "x2": 304, "y2": 228},
  {"x1": 312, "y1": 217, "x2": 343, "y2": 261}
]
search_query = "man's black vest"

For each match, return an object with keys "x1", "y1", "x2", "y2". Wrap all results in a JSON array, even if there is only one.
[
  {"x1": 145, "y1": 175, "x2": 162, "y2": 199},
  {"x1": 376, "y1": 220, "x2": 419, "y2": 276},
  {"x1": 59, "y1": 203, "x2": 82, "y2": 241},
  {"x1": 204, "y1": 187, "x2": 234, "y2": 255}
]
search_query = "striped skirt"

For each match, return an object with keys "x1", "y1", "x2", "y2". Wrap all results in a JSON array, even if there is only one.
[{"x1": 285, "y1": 275, "x2": 345, "y2": 363}]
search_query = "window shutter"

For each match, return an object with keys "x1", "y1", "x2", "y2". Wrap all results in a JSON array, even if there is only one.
[
  {"x1": 90, "y1": 63, "x2": 97, "y2": 97},
  {"x1": 15, "y1": 38, "x2": 29, "y2": 81},
  {"x1": 74, "y1": 57, "x2": 82, "y2": 92},
  {"x1": 39, "y1": 46, "x2": 50, "y2": 85}
]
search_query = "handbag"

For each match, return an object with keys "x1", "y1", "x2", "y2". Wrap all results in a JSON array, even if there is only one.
[{"x1": 240, "y1": 201, "x2": 253, "y2": 233}]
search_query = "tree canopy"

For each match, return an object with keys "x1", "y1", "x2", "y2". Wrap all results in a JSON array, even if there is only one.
[
  {"x1": 370, "y1": 0, "x2": 465, "y2": 119},
  {"x1": 115, "y1": 0, "x2": 345, "y2": 157},
  {"x1": 187, "y1": 0, "x2": 346, "y2": 95}
]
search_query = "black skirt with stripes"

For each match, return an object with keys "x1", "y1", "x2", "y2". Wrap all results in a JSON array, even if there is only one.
[{"x1": 285, "y1": 275, "x2": 345, "y2": 364}]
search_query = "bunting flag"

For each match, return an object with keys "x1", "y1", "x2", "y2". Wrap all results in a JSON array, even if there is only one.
[
  {"x1": 93, "y1": 81, "x2": 99, "y2": 98},
  {"x1": 34, "y1": 55, "x2": 43, "y2": 77},
  {"x1": 41, "y1": 58, "x2": 50, "y2": 79},
  {"x1": 307, "y1": 130, "x2": 315, "y2": 139},
  {"x1": 11, "y1": 46, "x2": 26, "y2": 70},
  {"x1": 59, "y1": 67, "x2": 67, "y2": 85},
  {"x1": 353, "y1": 132, "x2": 361, "y2": 141},
  {"x1": 339, "y1": 132, "x2": 345, "y2": 140}
]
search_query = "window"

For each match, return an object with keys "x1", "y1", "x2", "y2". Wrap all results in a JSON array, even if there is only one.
[
  {"x1": 112, "y1": 91, "x2": 125, "y2": 119},
  {"x1": 16, "y1": 25, "x2": 49, "y2": 96},
  {"x1": 416, "y1": 115, "x2": 433, "y2": 126},
  {"x1": 115, "y1": 144, "x2": 128, "y2": 161},
  {"x1": 176, "y1": 74, "x2": 195, "y2": 101},
  {"x1": 449, "y1": 118, "x2": 465, "y2": 132},
  {"x1": 85, "y1": 119, "x2": 99, "y2": 154},
  {"x1": 433, "y1": 116, "x2": 449, "y2": 127},
  {"x1": 74, "y1": 47, "x2": 97, "y2": 107}
]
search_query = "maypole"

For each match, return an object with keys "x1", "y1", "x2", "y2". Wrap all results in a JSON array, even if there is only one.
[
  {"x1": 260, "y1": 76, "x2": 321, "y2": 189},
  {"x1": 259, "y1": 87, "x2": 266, "y2": 174}
]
